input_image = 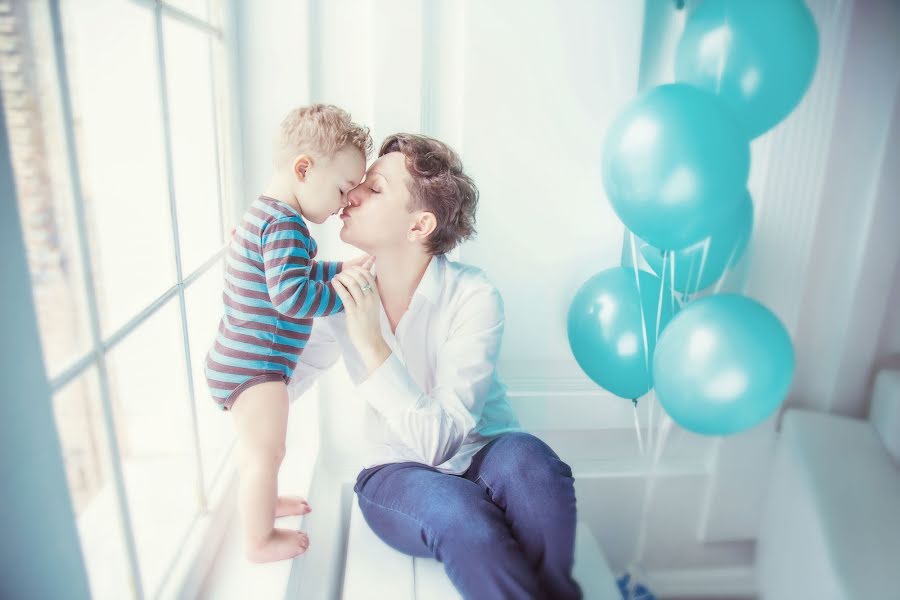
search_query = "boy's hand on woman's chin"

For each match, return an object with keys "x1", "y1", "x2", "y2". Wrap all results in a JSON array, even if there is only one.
[{"x1": 344, "y1": 254, "x2": 375, "y2": 271}]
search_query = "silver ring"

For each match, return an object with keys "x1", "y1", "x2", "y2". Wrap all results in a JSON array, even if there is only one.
[{"x1": 360, "y1": 282, "x2": 372, "y2": 293}]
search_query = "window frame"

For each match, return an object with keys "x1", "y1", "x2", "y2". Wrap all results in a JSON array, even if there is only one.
[{"x1": 32, "y1": 0, "x2": 244, "y2": 597}]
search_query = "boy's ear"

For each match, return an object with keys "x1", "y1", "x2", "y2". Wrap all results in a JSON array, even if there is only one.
[{"x1": 293, "y1": 154, "x2": 313, "y2": 181}]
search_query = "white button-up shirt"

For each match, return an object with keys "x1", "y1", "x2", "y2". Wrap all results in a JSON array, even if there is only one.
[{"x1": 287, "y1": 254, "x2": 521, "y2": 474}]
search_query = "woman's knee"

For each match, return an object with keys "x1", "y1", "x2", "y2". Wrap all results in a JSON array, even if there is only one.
[
  {"x1": 430, "y1": 498, "x2": 510, "y2": 551},
  {"x1": 491, "y1": 432, "x2": 571, "y2": 480}
]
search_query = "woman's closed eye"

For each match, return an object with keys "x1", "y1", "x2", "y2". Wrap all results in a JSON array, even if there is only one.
[{"x1": 359, "y1": 174, "x2": 380, "y2": 193}]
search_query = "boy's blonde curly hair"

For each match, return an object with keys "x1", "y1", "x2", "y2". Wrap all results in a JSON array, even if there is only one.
[{"x1": 275, "y1": 104, "x2": 372, "y2": 165}]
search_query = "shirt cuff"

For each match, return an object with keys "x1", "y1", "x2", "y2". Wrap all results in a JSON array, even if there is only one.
[{"x1": 357, "y1": 352, "x2": 423, "y2": 420}]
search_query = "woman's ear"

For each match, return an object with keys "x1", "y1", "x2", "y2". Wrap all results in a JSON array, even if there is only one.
[
  {"x1": 409, "y1": 212, "x2": 437, "y2": 241},
  {"x1": 293, "y1": 154, "x2": 313, "y2": 181}
]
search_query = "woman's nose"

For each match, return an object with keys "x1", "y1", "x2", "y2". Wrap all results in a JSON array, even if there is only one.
[{"x1": 346, "y1": 187, "x2": 363, "y2": 207}]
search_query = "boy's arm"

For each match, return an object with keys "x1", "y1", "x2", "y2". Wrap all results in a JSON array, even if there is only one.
[
  {"x1": 310, "y1": 260, "x2": 343, "y2": 283},
  {"x1": 310, "y1": 254, "x2": 373, "y2": 282},
  {"x1": 261, "y1": 219, "x2": 344, "y2": 318}
]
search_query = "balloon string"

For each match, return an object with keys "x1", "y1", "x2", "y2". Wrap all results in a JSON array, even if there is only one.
[
  {"x1": 654, "y1": 250, "x2": 668, "y2": 343},
  {"x1": 684, "y1": 249, "x2": 699, "y2": 296},
  {"x1": 627, "y1": 413, "x2": 674, "y2": 593},
  {"x1": 669, "y1": 247, "x2": 677, "y2": 315},
  {"x1": 626, "y1": 248, "x2": 676, "y2": 594},
  {"x1": 653, "y1": 250, "x2": 680, "y2": 464},
  {"x1": 649, "y1": 250, "x2": 668, "y2": 452},
  {"x1": 629, "y1": 232, "x2": 651, "y2": 379},
  {"x1": 713, "y1": 237, "x2": 743, "y2": 295},
  {"x1": 690, "y1": 236, "x2": 712, "y2": 298},
  {"x1": 632, "y1": 399, "x2": 645, "y2": 456},
  {"x1": 628, "y1": 232, "x2": 652, "y2": 456}
]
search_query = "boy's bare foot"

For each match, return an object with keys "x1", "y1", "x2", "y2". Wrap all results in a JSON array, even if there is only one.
[
  {"x1": 246, "y1": 528, "x2": 309, "y2": 563},
  {"x1": 275, "y1": 495, "x2": 312, "y2": 518}
]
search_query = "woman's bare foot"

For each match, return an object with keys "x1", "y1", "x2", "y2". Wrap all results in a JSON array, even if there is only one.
[
  {"x1": 275, "y1": 495, "x2": 312, "y2": 518},
  {"x1": 245, "y1": 528, "x2": 309, "y2": 563}
]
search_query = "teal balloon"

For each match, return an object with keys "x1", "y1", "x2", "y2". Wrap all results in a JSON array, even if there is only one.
[
  {"x1": 567, "y1": 267, "x2": 675, "y2": 399},
  {"x1": 675, "y1": 0, "x2": 819, "y2": 139},
  {"x1": 640, "y1": 190, "x2": 754, "y2": 294},
  {"x1": 653, "y1": 294, "x2": 794, "y2": 436},
  {"x1": 602, "y1": 83, "x2": 750, "y2": 251}
]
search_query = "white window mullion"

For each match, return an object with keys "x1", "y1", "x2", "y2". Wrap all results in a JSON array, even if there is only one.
[
  {"x1": 47, "y1": 247, "x2": 226, "y2": 395},
  {"x1": 130, "y1": 0, "x2": 223, "y2": 37},
  {"x1": 151, "y1": 0, "x2": 210, "y2": 515},
  {"x1": 207, "y1": 33, "x2": 226, "y2": 248},
  {"x1": 47, "y1": 1, "x2": 146, "y2": 597}
]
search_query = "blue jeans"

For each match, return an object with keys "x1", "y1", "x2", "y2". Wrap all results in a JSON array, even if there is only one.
[{"x1": 353, "y1": 432, "x2": 582, "y2": 600}]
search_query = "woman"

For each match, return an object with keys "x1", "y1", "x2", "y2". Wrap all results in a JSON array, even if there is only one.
[{"x1": 289, "y1": 133, "x2": 582, "y2": 600}]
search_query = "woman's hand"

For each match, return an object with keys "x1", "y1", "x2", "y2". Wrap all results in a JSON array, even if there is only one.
[{"x1": 332, "y1": 266, "x2": 391, "y2": 375}]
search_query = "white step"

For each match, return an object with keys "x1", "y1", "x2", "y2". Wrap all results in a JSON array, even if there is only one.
[{"x1": 758, "y1": 408, "x2": 900, "y2": 600}]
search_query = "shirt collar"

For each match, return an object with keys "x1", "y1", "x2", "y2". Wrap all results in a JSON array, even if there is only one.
[
  {"x1": 372, "y1": 254, "x2": 444, "y2": 305},
  {"x1": 416, "y1": 254, "x2": 444, "y2": 304}
]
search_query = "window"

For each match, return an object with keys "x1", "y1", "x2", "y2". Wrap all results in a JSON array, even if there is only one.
[{"x1": 0, "y1": 0, "x2": 239, "y2": 597}]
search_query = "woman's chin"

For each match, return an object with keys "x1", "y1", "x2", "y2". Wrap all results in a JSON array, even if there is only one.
[
  {"x1": 340, "y1": 231, "x2": 372, "y2": 254},
  {"x1": 339, "y1": 226, "x2": 360, "y2": 248}
]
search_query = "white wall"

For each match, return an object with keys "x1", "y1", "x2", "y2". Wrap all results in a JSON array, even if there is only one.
[
  {"x1": 460, "y1": 0, "x2": 641, "y2": 384},
  {"x1": 788, "y1": 0, "x2": 900, "y2": 418}
]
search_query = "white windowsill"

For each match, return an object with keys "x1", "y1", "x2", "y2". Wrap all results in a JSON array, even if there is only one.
[
  {"x1": 75, "y1": 446, "x2": 237, "y2": 599},
  {"x1": 75, "y1": 389, "x2": 321, "y2": 600},
  {"x1": 188, "y1": 391, "x2": 321, "y2": 600}
]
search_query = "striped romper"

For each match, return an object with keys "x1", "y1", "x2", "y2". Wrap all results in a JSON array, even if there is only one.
[{"x1": 205, "y1": 195, "x2": 344, "y2": 410}]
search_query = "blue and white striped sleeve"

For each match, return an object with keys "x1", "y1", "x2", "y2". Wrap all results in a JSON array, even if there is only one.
[
  {"x1": 310, "y1": 260, "x2": 343, "y2": 283},
  {"x1": 261, "y1": 218, "x2": 344, "y2": 318}
]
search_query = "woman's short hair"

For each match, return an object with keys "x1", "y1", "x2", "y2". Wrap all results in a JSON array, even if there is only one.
[{"x1": 379, "y1": 133, "x2": 478, "y2": 255}]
